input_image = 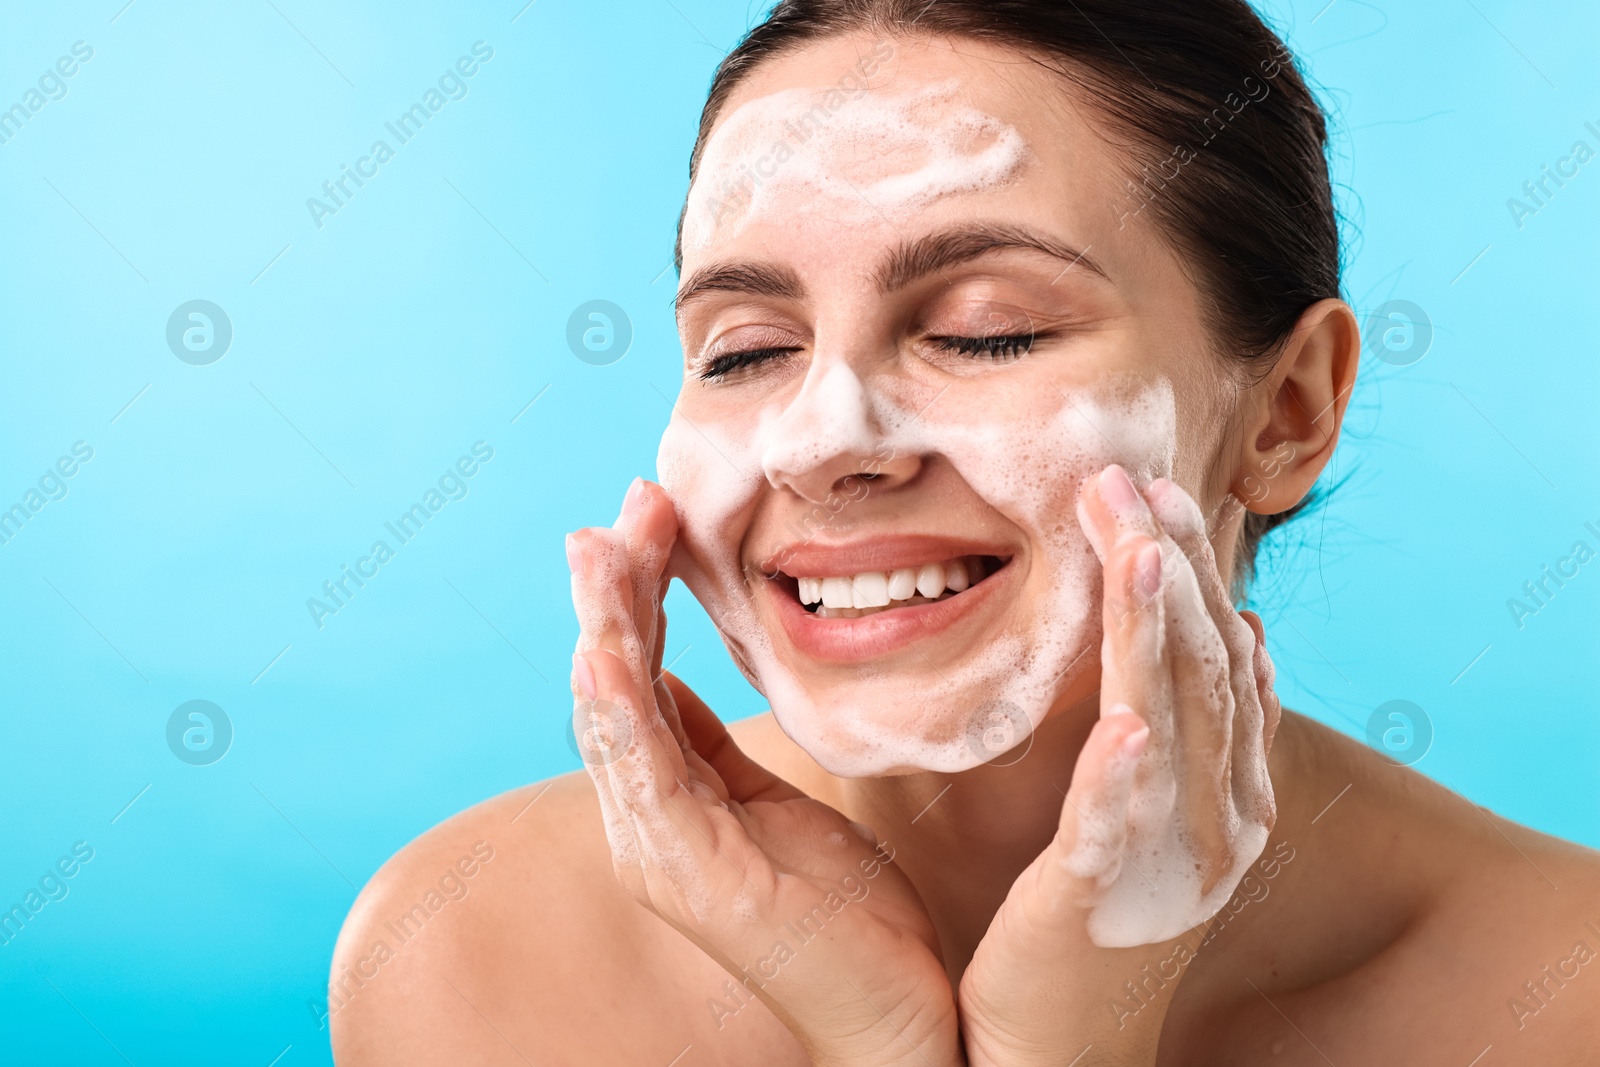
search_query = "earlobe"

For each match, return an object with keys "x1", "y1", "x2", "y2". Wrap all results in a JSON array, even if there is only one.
[{"x1": 1231, "y1": 297, "x2": 1360, "y2": 516}]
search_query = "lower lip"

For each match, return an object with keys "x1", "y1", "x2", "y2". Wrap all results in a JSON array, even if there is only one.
[{"x1": 769, "y1": 562, "x2": 1013, "y2": 664}]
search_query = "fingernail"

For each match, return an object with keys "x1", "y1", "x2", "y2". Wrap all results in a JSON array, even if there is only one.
[
  {"x1": 1099, "y1": 464, "x2": 1142, "y2": 515},
  {"x1": 617, "y1": 477, "x2": 645, "y2": 526},
  {"x1": 1135, "y1": 541, "x2": 1163, "y2": 598},
  {"x1": 1122, "y1": 723, "x2": 1150, "y2": 758},
  {"x1": 565, "y1": 533, "x2": 587, "y2": 578},
  {"x1": 572, "y1": 652, "x2": 597, "y2": 701}
]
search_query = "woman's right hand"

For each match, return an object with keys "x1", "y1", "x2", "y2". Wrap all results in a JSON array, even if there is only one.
[{"x1": 567, "y1": 478, "x2": 963, "y2": 1067}]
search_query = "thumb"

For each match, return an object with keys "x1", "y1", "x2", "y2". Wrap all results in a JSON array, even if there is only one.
[
  {"x1": 1053, "y1": 708, "x2": 1148, "y2": 903},
  {"x1": 663, "y1": 672, "x2": 804, "y2": 806}
]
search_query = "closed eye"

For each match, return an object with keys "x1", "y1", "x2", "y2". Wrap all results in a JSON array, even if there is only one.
[
  {"x1": 930, "y1": 333, "x2": 1036, "y2": 362},
  {"x1": 699, "y1": 346, "x2": 800, "y2": 381},
  {"x1": 699, "y1": 332, "x2": 1038, "y2": 380}
]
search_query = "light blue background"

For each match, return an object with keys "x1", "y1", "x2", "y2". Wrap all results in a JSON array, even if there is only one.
[{"x1": 0, "y1": 0, "x2": 1595, "y2": 1062}]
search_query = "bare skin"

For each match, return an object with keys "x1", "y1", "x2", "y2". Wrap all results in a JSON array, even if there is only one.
[
  {"x1": 331, "y1": 33, "x2": 1600, "y2": 1066},
  {"x1": 330, "y1": 715, "x2": 1600, "y2": 1065}
]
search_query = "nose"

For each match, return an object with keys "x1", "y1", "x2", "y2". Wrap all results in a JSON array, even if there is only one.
[{"x1": 761, "y1": 358, "x2": 922, "y2": 505}]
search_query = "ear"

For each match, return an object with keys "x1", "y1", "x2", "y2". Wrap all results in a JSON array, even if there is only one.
[{"x1": 1231, "y1": 298, "x2": 1360, "y2": 515}]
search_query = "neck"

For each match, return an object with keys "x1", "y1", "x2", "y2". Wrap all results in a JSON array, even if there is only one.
[
  {"x1": 832, "y1": 689, "x2": 1104, "y2": 981},
  {"x1": 746, "y1": 704, "x2": 1397, "y2": 1016}
]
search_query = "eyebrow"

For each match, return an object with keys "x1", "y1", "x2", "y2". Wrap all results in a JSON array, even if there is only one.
[
  {"x1": 675, "y1": 262, "x2": 804, "y2": 314},
  {"x1": 675, "y1": 223, "x2": 1107, "y2": 315},
  {"x1": 875, "y1": 223, "x2": 1107, "y2": 291}
]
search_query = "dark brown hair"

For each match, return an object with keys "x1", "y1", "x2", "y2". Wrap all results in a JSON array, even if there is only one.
[{"x1": 675, "y1": 0, "x2": 1341, "y2": 590}]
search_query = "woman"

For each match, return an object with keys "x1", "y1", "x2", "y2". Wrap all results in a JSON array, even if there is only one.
[{"x1": 331, "y1": 1, "x2": 1600, "y2": 1063}]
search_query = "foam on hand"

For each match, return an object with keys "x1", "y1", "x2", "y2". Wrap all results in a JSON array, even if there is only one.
[{"x1": 1060, "y1": 506, "x2": 1276, "y2": 948}]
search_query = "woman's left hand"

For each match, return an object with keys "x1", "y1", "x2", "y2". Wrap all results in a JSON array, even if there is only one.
[{"x1": 957, "y1": 464, "x2": 1283, "y2": 1066}]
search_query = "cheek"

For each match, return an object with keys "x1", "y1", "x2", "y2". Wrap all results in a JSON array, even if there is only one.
[
  {"x1": 656, "y1": 405, "x2": 778, "y2": 685},
  {"x1": 888, "y1": 372, "x2": 1177, "y2": 540},
  {"x1": 657, "y1": 409, "x2": 759, "y2": 575}
]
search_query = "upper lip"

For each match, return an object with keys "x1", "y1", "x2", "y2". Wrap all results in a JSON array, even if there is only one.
[{"x1": 755, "y1": 534, "x2": 1015, "y2": 578}]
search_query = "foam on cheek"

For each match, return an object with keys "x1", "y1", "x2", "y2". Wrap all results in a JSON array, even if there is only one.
[
  {"x1": 658, "y1": 369, "x2": 1180, "y2": 777},
  {"x1": 681, "y1": 79, "x2": 1031, "y2": 252}
]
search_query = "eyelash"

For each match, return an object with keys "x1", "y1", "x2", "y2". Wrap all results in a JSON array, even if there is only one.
[
  {"x1": 930, "y1": 333, "x2": 1035, "y2": 362},
  {"x1": 700, "y1": 347, "x2": 797, "y2": 380},
  {"x1": 699, "y1": 334, "x2": 1037, "y2": 380}
]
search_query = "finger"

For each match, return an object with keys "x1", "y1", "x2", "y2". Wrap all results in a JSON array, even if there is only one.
[
  {"x1": 1075, "y1": 463, "x2": 1167, "y2": 566},
  {"x1": 612, "y1": 479, "x2": 678, "y2": 675},
  {"x1": 1145, "y1": 479, "x2": 1261, "y2": 699},
  {"x1": 568, "y1": 526, "x2": 648, "y2": 684},
  {"x1": 1041, "y1": 709, "x2": 1150, "y2": 909},
  {"x1": 1098, "y1": 532, "x2": 1169, "y2": 733},
  {"x1": 580, "y1": 647, "x2": 758, "y2": 923},
  {"x1": 666, "y1": 672, "x2": 803, "y2": 805},
  {"x1": 1083, "y1": 474, "x2": 1178, "y2": 886},
  {"x1": 569, "y1": 522, "x2": 683, "y2": 753},
  {"x1": 650, "y1": 606, "x2": 690, "y2": 751},
  {"x1": 571, "y1": 644, "x2": 651, "y2": 895},
  {"x1": 610, "y1": 479, "x2": 688, "y2": 747},
  {"x1": 667, "y1": 672, "x2": 892, "y2": 888},
  {"x1": 1147, "y1": 480, "x2": 1274, "y2": 824},
  {"x1": 1078, "y1": 465, "x2": 1175, "y2": 729},
  {"x1": 1239, "y1": 609, "x2": 1283, "y2": 761},
  {"x1": 1159, "y1": 550, "x2": 1237, "y2": 894},
  {"x1": 569, "y1": 527, "x2": 679, "y2": 767},
  {"x1": 1079, "y1": 469, "x2": 1244, "y2": 885},
  {"x1": 1115, "y1": 484, "x2": 1233, "y2": 892}
]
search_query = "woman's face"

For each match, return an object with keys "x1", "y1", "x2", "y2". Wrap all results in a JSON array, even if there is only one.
[{"x1": 659, "y1": 34, "x2": 1242, "y2": 776}]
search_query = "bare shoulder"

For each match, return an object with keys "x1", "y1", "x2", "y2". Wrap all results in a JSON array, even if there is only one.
[
  {"x1": 329, "y1": 771, "x2": 805, "y2": 1066},
  {"x1": 1256, "y1": 711, "x2": 1600, "y2": 1060},
  {"x1": 1417, "y1": 768, "x2": 1600, "y2": 1057}
]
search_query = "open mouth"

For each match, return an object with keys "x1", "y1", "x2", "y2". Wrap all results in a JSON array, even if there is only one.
[{"x1": 774, "y1": 554, "x2": 1010, "y2": 619}]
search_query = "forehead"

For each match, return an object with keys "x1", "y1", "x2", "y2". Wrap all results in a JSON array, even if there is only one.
[
  {"x1": 681, "y1": 33, "x2": 1144, "y2": 272},
  {"x1": 713, "y1": 33, "x2": 1081, "y2": 145}
]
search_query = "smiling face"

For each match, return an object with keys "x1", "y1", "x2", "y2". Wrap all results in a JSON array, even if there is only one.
[{"x1": 659, "y1": 34, "x2": 1245, "y2": 776}]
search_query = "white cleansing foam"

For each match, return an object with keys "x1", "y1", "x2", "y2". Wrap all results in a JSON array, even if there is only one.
[{"x1": 681, "y1": 78, "x2": 1031, "y2": 253}]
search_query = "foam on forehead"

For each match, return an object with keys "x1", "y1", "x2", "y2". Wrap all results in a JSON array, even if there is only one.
[{"x1": 682, "y1": 78, "x2": 1031, "y2": 252}]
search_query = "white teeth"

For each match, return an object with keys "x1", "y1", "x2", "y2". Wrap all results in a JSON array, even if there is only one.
[
  {"x1": 852, "y1": 571, "x2": 890, "y2": 609},
  {"x1": 887, "y1": 567, "x2": 917, "y2": 601},
  {"x1": 795, "y1": 556, "x2": 995, "y2": 614},
  {"x1": 821, "y1": 576, "x2": 854, "y2": 609}
]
